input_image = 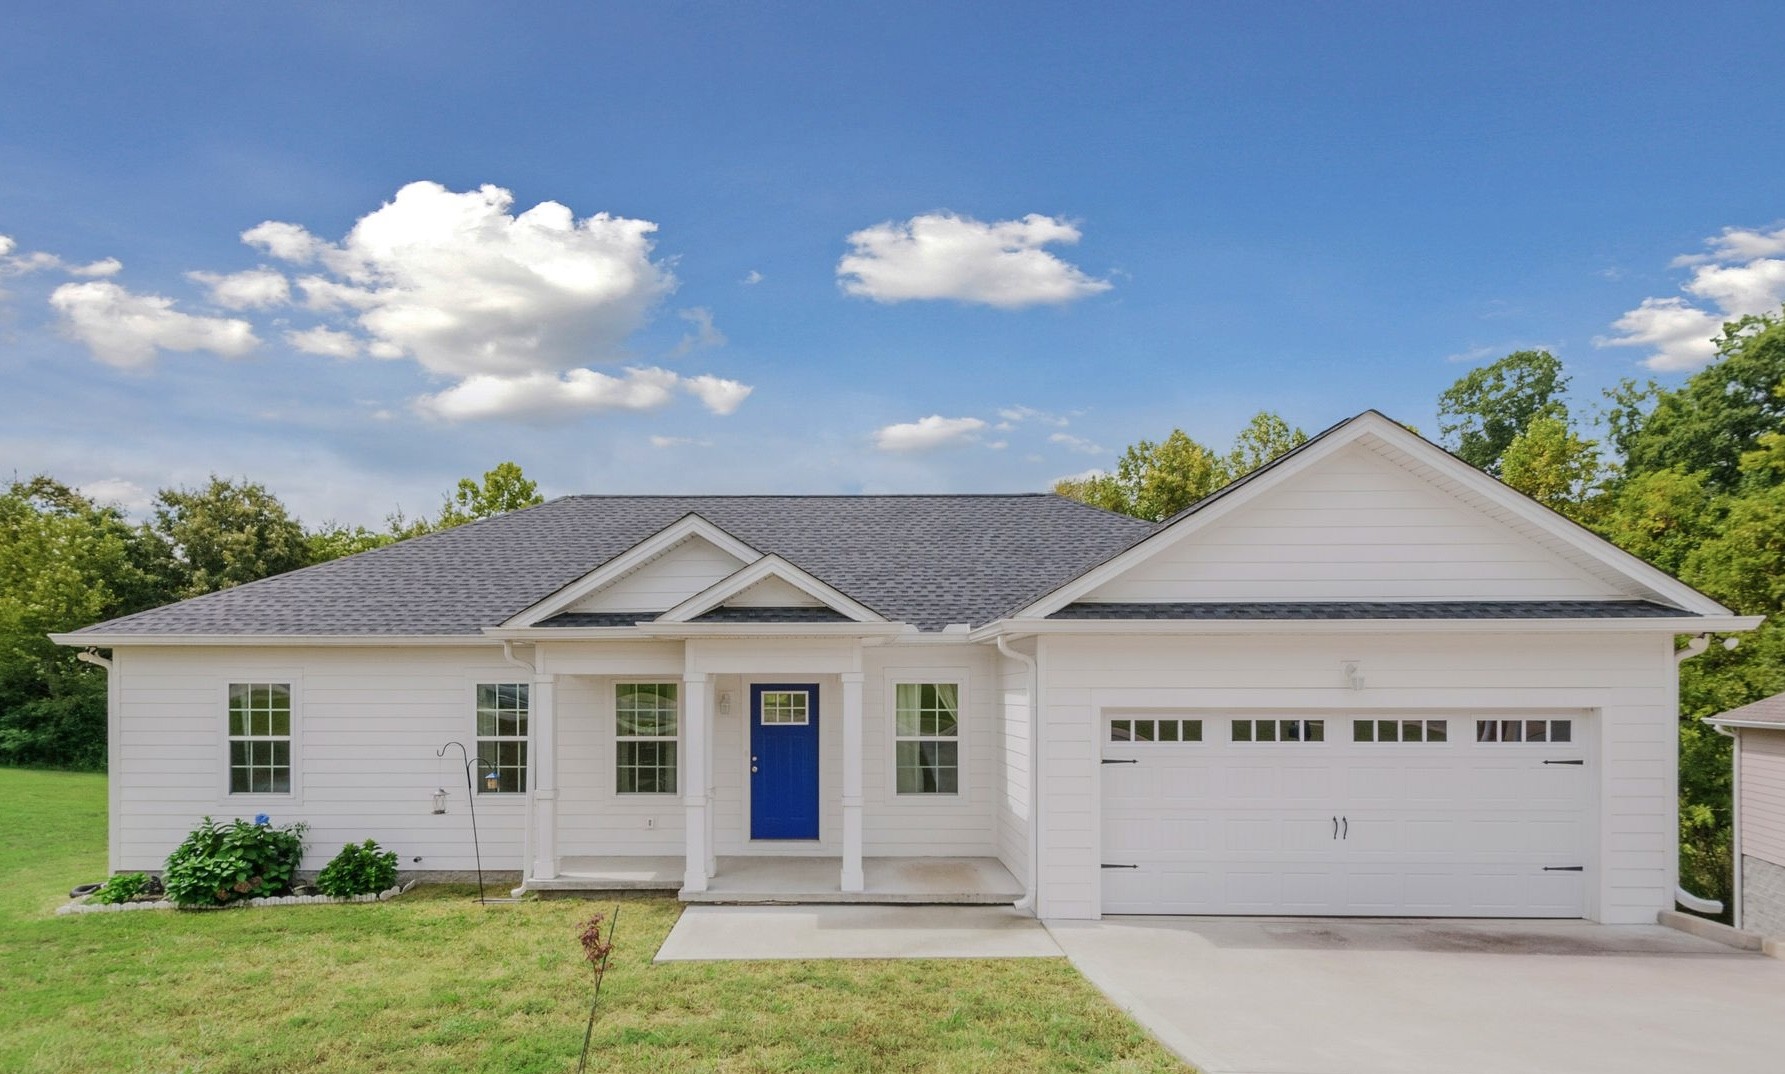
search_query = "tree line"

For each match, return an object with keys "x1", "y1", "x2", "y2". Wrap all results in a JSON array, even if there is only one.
[
  {"x1": 1052, "y1": 308, "x2": 1785, "y2": 910},
  {"x1": 0, "y1": 463, "x2": 543, "y2": 770}
]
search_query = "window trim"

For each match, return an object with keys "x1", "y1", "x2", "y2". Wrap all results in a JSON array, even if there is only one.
[
  {"x1": 1352, "y1": 717, "x2": 1451, "y2": 745},
  {"x1": 218, "y1": 672, "x2": 301, "y2": 804},
  {"x1": 1106, "y1": 715, "x2": 1206, "y2": 745},
  {"x1": 1474, "y1": 716, "x2": 1575, "y2": 745},
  {"x1": 473, "y1": 682, "x2": 531, "y2": 796},
  {"x1": 613, "y1": 680, "x2": 681, "y2": 796},
  {"x1": 885, "y1": 670, "x2": 969, "y2": 801}
]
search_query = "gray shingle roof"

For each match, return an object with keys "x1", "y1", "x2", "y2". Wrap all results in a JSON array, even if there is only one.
[
  {"x1": 1049, "y1": 600, "x2": 1695, "y2": 620},
  {"x1": 1706, "y1": 692, "x2": 1785, "y2": 728},
  {"x1": 73, "y1": 495, "x2": 1156, "y2": 637}
]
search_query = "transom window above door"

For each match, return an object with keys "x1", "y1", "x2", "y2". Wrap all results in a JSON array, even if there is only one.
[
  {"x1": 758, "y1": 690, "x2": 810, "y2": 726},
  {"x1": 1354, "y1": 718, "x2": 1448, "y2": 743},
  {"x1": 1231, "y1": 718, "x2": 1325, "y2": 743}
]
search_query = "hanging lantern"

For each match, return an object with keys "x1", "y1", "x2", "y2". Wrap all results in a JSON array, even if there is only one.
[
  {"x1": 431, "y1": 787, "x2": 448, "y2": 814},
  {"x1": 484, "y1": 771, "x2": 501, "y2": 792}
]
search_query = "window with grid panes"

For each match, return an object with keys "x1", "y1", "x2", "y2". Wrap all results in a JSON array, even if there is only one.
[
  {"x1": 616, "y1": 683, "x2": 678, "y2": 794},
  {"x1": 475, "y1": 683, "x2": 529, "y2": 793},
  {"x1": 895, "y1": 682, "x2": 959, "y2": 794},
  {"x1": 228, "y1": 683, "x2": 292, "y2": 793}
]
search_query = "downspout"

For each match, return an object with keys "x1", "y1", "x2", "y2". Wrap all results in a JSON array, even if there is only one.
[
  {"x1": 996, "y1": 635, "x2": 1041, "y2": 915},
  {"x1": 1674, "y1": 634, "x2": 1726, "y2": 916},
  {"x1": 1710, "y1": 721, "x2": 1743, "y2": 928},
  {"x1": 76, "y1": 650, "x2": 118, "y2": 874}
]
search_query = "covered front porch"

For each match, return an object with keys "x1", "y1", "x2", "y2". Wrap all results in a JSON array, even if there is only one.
[{"x1": 527, "y1": 854, "x2": 1024, "y2": 904}]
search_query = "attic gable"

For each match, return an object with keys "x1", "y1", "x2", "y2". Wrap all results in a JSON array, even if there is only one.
[
  {"x1": 1023, "y1": 411, "x2": 1732, "y2": 617},
  {"x1": 658, "y1": 554, "x2": 886, "y2": 624},
  {"x1": 503, "y1": 514, "x2": 758, "y2": 626}
]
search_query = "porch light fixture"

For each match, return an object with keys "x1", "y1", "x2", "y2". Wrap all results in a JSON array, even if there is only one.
[
  {"x1": 1341, "y1": 660, "x2": 1365, "y2": 691},
  {"x1": 718, "y1": 692, "x2": 732, "y2": 715},
  {"x1": 484, "y1": 770, "x2": 501, "y2": 792},
  {"x1": 431, "y1": 787, "x2": 448, "y2": 815}
]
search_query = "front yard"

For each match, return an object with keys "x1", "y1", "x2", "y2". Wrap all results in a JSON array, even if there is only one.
[{"x1": 0, "y1": 769, "x2": 1185, "y2": 1073}]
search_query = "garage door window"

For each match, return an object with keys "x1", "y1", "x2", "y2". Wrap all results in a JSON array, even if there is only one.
[
  {"x1": 1110, "y1": 718, "x2": 1203, "y2": 743},
  {"x1": 1231, "y1": 718, "x2": 1324, "y2": 743},
  {"x1": 1354, "y1": 718, "x2": 1448, "y2": 743},
  {"x1": 1475, "y1": 718, "x2": 1572, "y2": 743}
]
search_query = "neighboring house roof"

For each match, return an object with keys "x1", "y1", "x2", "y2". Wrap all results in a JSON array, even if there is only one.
[
  {"x1": 1049, "y1": 600, "x2": 1699, "y2": 621},
  {"x1": 1705, "y1": 691, "x2": 1785, "y2": 729},
  {"x1": 68, "y1": 495, "x2": 1156, "y2": 637}
]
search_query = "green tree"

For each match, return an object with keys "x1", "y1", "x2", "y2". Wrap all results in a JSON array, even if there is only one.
[
  {"x1": 307, "y1": 522, "x2": 395, "y2": 563},
  {"x1": 149, "y1": 477, "x2": 312, "y2": 598},
  {"x1": 0, "y1": 479, "x2": 169, "y2": 768},
  {"x1": 1437, "y1": 349, "x2": 1568, "y2": 473},
  {"x1": 1225, "y1": 411, "x2": 1308, "y2": 479},
  {"x1": 435, "y1": 461, "x2": 543, "y2": 528},
  {"x1": 1590, "y1": 467, "x2": 1716, "y2": 577},
  {"x1": 1050, "y1": 472, "x2": 1131, "y2": 515},
  {"x1": 1497, "y1": 412, "x2": 1606, "y2": 522},
  {"x1": 1615, "y1": 311, "x2": 1785, "y2": 490}
]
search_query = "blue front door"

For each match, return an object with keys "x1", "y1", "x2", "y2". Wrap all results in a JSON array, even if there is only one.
[{"x1": 750, "y1": 683, "x2": 819, "y2": 840}]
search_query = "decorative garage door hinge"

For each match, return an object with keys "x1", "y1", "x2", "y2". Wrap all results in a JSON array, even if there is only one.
[
  {"x1": 1542, "y1": 865, "x2": 1585, "y2": 872},
  {"x1": 1101, "y1": 863, "x2": 1139, "y2": 869},
  {"x1": 1542, "y1": 759, "x2": 1585, "y2": 766},
  {"x1": 1100, "y1": 758, "x2": 1138, "y2": 765}
]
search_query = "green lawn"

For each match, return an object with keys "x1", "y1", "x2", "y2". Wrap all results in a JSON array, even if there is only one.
[{"x1": 0, "y1": 769, "x2": 1187, "y2": 1073}]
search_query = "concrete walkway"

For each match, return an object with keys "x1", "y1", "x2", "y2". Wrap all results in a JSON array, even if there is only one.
[
  {"x1": 1047, "y1": 916, "x2": 1785, "y2": 1074},
  {"x1": 655, "y1": 904, "x2": 1063, "y2": 961}
]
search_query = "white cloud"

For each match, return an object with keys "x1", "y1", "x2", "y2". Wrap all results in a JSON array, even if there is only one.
[
  {"x1": 872, "y1": 414, "x2": 988, "y2": 452},
  {"x1": 997, "y1": 404, "x2": 1070, "y2": 426},
  {"x1": 0, "y1": 236, "x2": 122, "y2": 278},
  {"x1": 243, "y1": 181, "x2": 676, "y2": 378},
  {"x1": 741, "y1": 269, "x2": 763, "y2": 285},
  {"x1": 837, "y1": 212, "x2": 1112, "y2": 308},
  {"x1": 1049, "y1": 432, "x2": 1104, "y2": 454},
  {"x1": 49, "y1": 280, "x2": 259, "y2": 369},
  {"x1": 649, "y1": 434, "x2": 710, "y2": 449},
  {"x1": 187, "y1": 267, "x2": 290, "y2": 310},
  {"x1": 673, "y1": 306, "x2": 726, "y2": 355},
  {"x1": 80, "y1": 477, "x2": 153, "y2": 516},
  {"x1": 682, "y1": 374, "x2": 752, "y2": 415},
  {"x1": 1600, "y1": 222, "x2": 1785, "y2": 372},
  {"x1": 414, "y1": 366, "x2": 747, "y2": 423},
  {"x1": 284, "y1": 325, "x2": 364, "y2": 359}
]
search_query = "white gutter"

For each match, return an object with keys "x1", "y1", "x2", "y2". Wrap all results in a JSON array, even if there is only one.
[
  {"x1": 996, "y1": 635, "x2": 1041, "y2": 915},
  {"x1": 75, "y1": 649, "x2": 119, "y2": 873},
  {"x1": 1674, "y1": 635, "x2": 1727, "y2": 916},
  {"x1": 50, "y1": 633, "x2": 494, "y2": 648},
  {"x1": 75, "y1": 650, "x2": 113, "y2": 671},
  {"x1": 969, "y1": 615, "x2": 1763, "y2": 642}
]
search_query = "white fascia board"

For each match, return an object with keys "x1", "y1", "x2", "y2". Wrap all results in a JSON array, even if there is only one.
[
  {"x1": 49, "y1": 633, "x2": 496, "y2": 648},
  {"x1": 1011, "y1": 416, "x2": 1368, "y2": 618},
  {"x1": 633, "y1": 622, "x2": 910, "y2": 638},
  {"x1": 500, "y1": 513, "x2": 762, "y2": 628},
  {"x1": 656, "y1": 554, "x2": 886, "y2": 624},
  {"x1": 970, "y1": 614, "x2": 1763, "y2": 641}
]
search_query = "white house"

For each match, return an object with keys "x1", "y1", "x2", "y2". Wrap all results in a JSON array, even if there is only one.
[{"x1": 56, "y1": 412, "x2": 1760, "y2": 922}]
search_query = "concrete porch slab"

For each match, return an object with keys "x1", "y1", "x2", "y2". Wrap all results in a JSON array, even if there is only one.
[
  {"x1": 525, "y1": 855, "x2": 682, "y2": 892},
  {"x1": 681, "y1": 855, "x2": 1023, "y2": 904},
  {"x1": 656, "y1": 904, "x2": 1063, "y2": 961}
]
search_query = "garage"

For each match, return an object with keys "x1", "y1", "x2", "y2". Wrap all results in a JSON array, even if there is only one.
[{"x1": 1100, "y1": 711, "x2": 1592, "y2": 917}]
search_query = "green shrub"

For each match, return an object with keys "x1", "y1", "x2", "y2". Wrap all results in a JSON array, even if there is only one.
[
  {"x1": 315, "y1": 839, "x2": 399, "y2": 898},
  {"x1": 89, "y1": 872, "x2": 150, "y2": 905},
  {"x1": 163, "y1": 815, "x2": 307, "y2": 907}
]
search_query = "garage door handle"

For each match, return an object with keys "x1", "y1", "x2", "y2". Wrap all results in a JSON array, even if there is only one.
[
  {"x1": 1332, "y1": 816, "x2": 1338, "y2": 840},
  {"x1": 1542, "y1": 759, "x2": 1584, "y2": 766},
  {"x1": 1101, "y1": 758, "x2": 1138, "y2": 765},
  {"x1": 1543, "y1": 866, "x2": 1584, "y2": 872},
  {"x1": 1342, "y1": 816, "x2": 1348, "y2": 840},
  {"x1": 1101, "y1": 863, "x2": 1138, "y2": 869}
]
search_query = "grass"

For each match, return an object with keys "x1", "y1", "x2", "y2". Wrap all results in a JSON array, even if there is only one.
[{"x1": 0, "y1": 768, "x2": 1187, "y2": 1073}]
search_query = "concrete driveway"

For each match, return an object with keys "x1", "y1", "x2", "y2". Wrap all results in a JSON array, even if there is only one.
[{"x1": 1046, "y1": 917, "x2": 1785, "y2": 1074}]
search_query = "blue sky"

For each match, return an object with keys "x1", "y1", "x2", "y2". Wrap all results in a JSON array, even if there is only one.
[{"x1": 3, "y1": 2, "x2": 1783, "y2": 525}]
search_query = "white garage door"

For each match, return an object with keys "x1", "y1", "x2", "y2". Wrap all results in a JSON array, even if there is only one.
[{"x1": 1101, "y1": 713, "x2": 1590, "y2": 917}]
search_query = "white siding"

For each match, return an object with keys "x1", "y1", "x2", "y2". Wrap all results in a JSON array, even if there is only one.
[
  {"x1": 1741, "y1": 729, "x2": 1785, "y2": 867},
  {"x1": 570, "y1": 537, "x2": 745, "y2": 612},
  {"x1": 1082, "y1": 442, "x2": 1628, "y2": 603},
  {"x1": 111, "y1": 645, "x2": 527, "y2": 874},
  {"x1": 997, "y1": 648, "x2": 1033, "y2": 884},
  {"x1": 555, "y1": 673, "x2": 685, "y2": 857},
  {"x1": 1034, "y1": 632, "x2": 1678, "y2": 923},
  {"x1": 724, "y1": 575, "x2": 822, "y2": 607}
]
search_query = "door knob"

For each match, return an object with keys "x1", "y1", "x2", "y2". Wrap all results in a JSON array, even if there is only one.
[{"x1": 751, "y1": 766, "x2": 758, "y2": 773}]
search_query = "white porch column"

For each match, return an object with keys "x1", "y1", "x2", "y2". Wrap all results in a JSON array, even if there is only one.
[
  {"x1": 683, "y1": 672, "x2": 710, "y2": 892},
  {"x1": 841, "y1": 671, "x2": 865, "y2": 892},
  {"x1": 529, "y1": 673, "x2": 559, "y2": 881}
]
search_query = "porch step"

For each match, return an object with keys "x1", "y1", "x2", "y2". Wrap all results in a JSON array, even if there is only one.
[
  {"x1": 679, "y1": 887, "x2": 1020, "y2": 905},
  {"x1": 522, "y1": 855, "x2": 1025, "y2": 905}
]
